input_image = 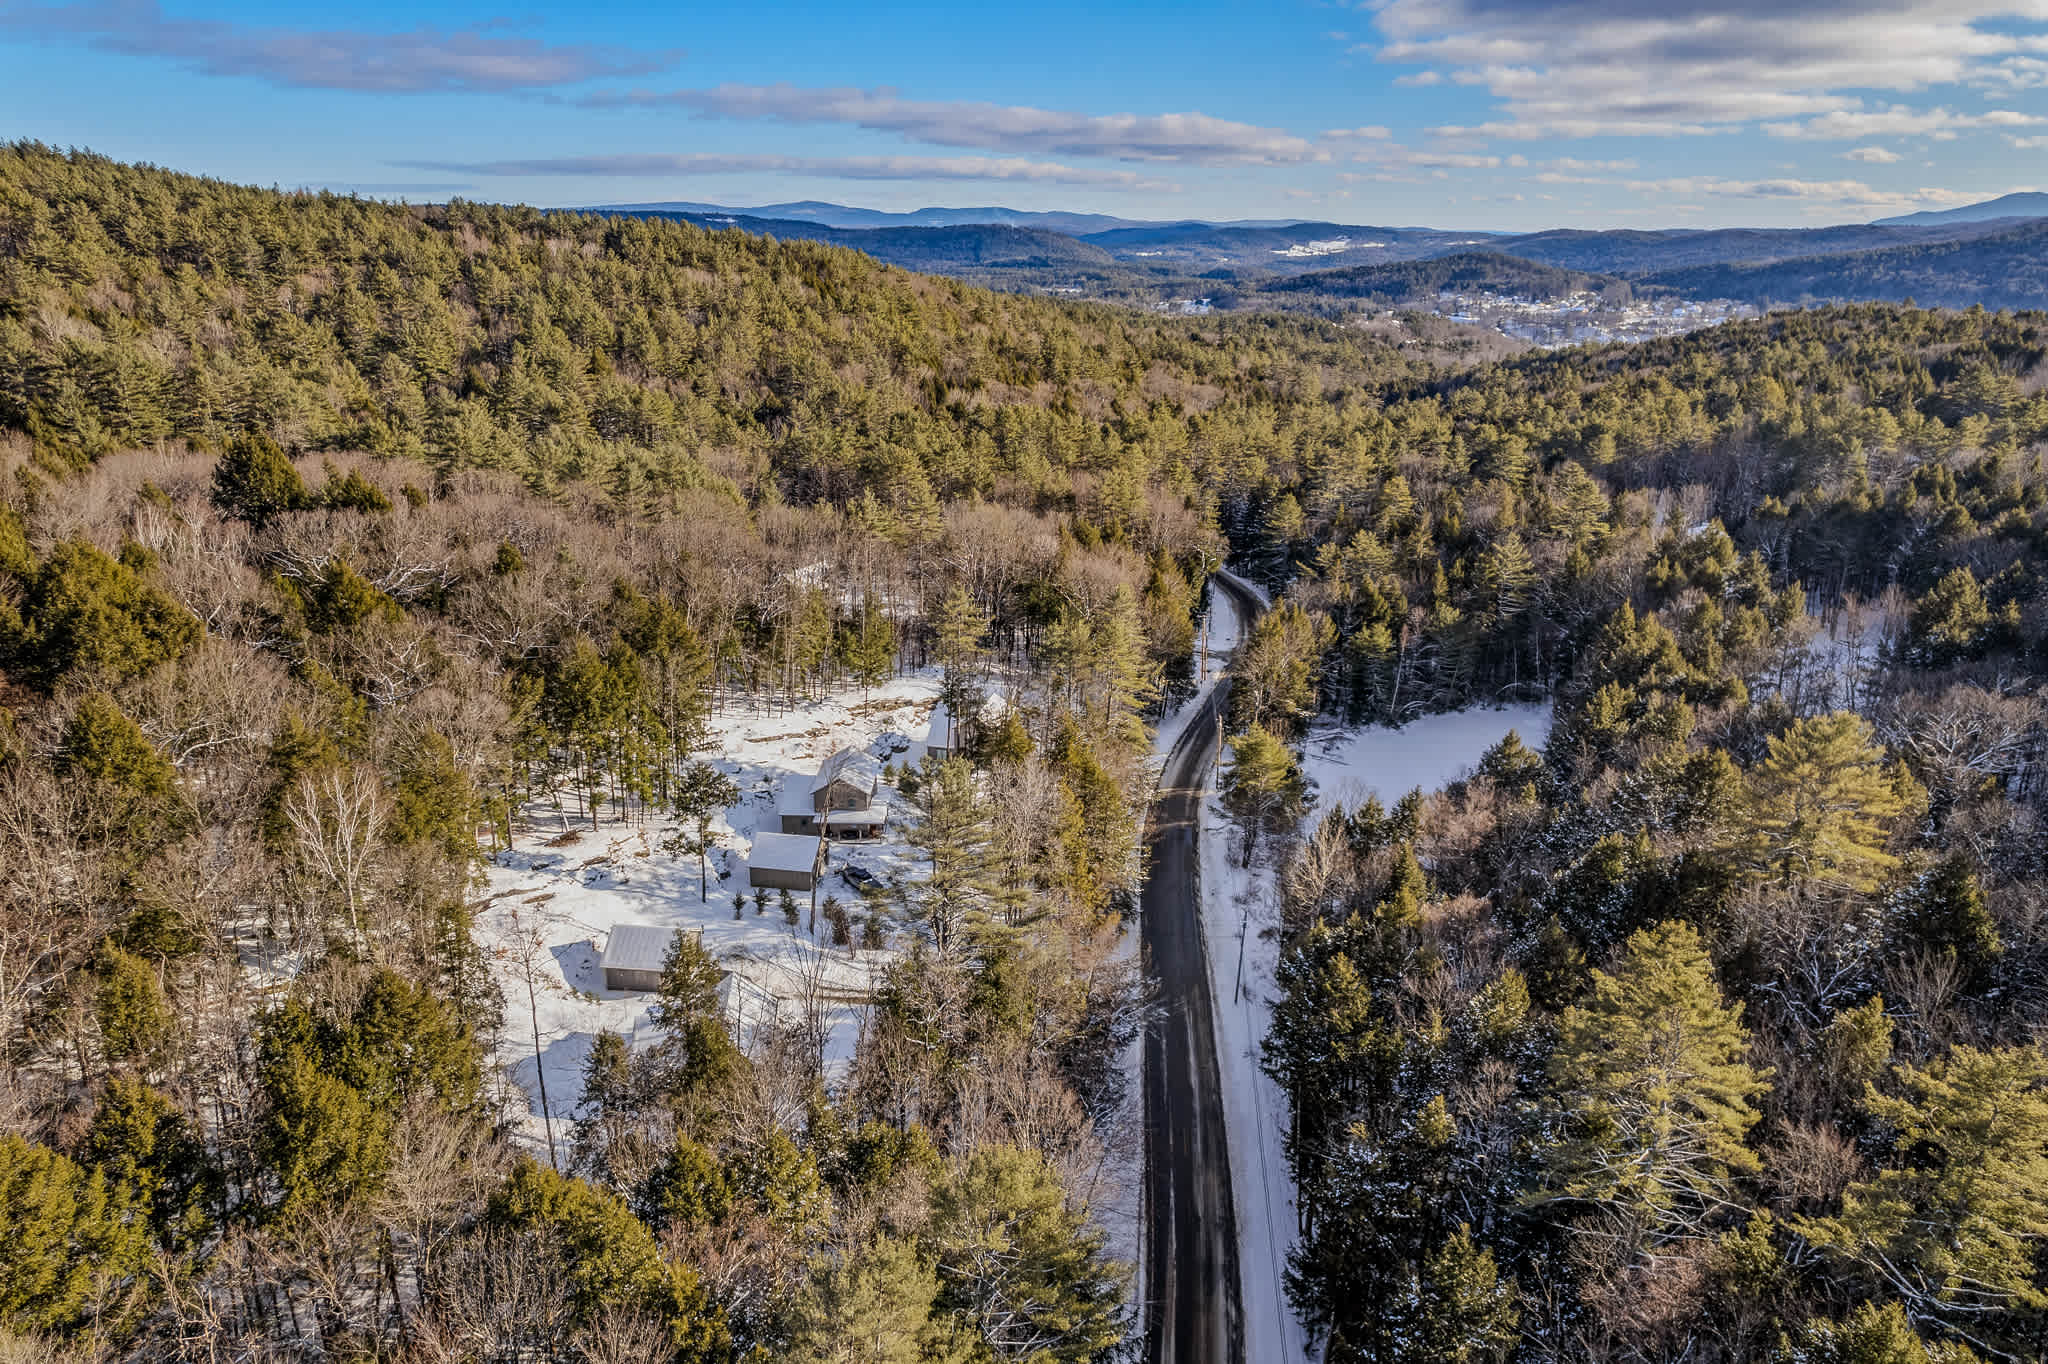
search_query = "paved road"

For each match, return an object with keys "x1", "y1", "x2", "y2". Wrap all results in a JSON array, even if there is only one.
[{"x1": 1141, "y1": 573, "x2": 1262, "y2": 1364}]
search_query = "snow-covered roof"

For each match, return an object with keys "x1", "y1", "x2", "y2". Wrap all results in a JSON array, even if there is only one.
[
  {"x1": 820, "y1": 799, "x2": 887, "y2": 825},
  {"x1": 599, "y1": 923, "x2": 677, "y2": 975},
  {"x1": 811, "y1": 748, "x2": 881, "y2": 795},
  {"x1": 750, "y1": 832, "x2": 823, "y2": 874},
  {"x1": 922, "y1": 691, "x2": 1007, "y2": 743}
]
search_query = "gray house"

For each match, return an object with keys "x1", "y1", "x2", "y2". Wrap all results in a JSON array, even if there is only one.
[
  {"x1": 748, "y1": 831, "x2": 826, "y2": 891},
  {"x1": 778, "y1": 748, "x2": 888, "y2": 839},
  {"x1": 599, "y1": 923, "x2": 678, "y2": 992}
]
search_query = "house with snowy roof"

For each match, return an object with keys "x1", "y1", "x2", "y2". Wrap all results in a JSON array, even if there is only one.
[
  {"x1": 748, "y1": 831, "x2": 826, "y2": 891},
  {"x1": 777, "y1": 747, "x2": 888, "y2": 839}
]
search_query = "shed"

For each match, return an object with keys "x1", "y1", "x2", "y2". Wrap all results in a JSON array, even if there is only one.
[
  {"x1": 599, "y1": 923, "x2": 678, "y2": 993},
  {"x1": 748, "y1": 832, "x2": 826, "y2": 891},
  {"x1": 810, "y1": 749, "x2": 882, "y2": 813}
]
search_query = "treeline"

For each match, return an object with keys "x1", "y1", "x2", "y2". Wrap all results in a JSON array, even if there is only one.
[{"x1": 1226, "y1": 303, "x2": 2048, "y2": 726}]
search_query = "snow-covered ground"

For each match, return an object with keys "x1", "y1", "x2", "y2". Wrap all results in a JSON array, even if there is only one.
[
  {"x1": 474, "y1": 674, "x2": 943, "y2": 1154},
  {"x1": 1300, "y1": 701, "x2": 1554, "y2": 813}
]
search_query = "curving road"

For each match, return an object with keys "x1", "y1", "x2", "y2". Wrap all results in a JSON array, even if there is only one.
[{"x1": 1141, "y1": 572, "x2": 1264, "y2": 1364}]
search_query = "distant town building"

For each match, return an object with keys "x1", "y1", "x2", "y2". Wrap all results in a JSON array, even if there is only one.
[{"x1": 748, "y1": 831, "x2": 826, "y2": 890}]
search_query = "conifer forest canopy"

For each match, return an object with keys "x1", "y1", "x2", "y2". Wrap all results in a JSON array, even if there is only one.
[{"x1": 4, "y1": 143, "x2": 2048, "y2": 1361}]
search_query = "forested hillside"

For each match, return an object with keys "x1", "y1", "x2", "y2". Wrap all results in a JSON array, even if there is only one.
[
  {"x1": 1642, "y1": 220, "x2": 2048, "y2": 312},
  {"x1": 7, "y1": 142, "x2": 2048, "y2": 1362},
  {"x1": 1260, "y1": 251, "x2": 1619, "y2": 305}
]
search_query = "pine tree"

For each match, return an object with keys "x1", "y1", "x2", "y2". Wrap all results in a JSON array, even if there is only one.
[
  {"x1": 488, "y1": 1157, "x2": 729, "y2": 1356},
  {"x1": 0, "y1": 1135, "x2": 147, "y2": 1332},
  {"x1": 1779, "y1": 1301, "x2": 1984, "y2": 1364},
  {"x1": 1891, "y1": 854, "x2": 2001, "y2": 978},
  {"x1": 93, "y1": 944, "x2": 169, "y2": 1064},
  {"x1": 900, "y1": 756, "x2": 1014, "y2": 948},
  {"x1": 669, "y1": 761, "x2": 740, "y2": 901},
  {"x1": 209, "y1": 430, "x2": 306, "y2": 529},
  {"x1": 1222, "y1": 724, "x2": 1311, "y2": 868},
  {"x1": 651, "y1": 929, "x2": 724, "y2": 1033},
  {"x1": 84, "y1": 1075, "x2": 214, "y2": 1248},
  {"x1": 1746, "y1": 711, "x2": 1909, "y2": 891},
  {"x1": 843, "y1": 596, "x2": 896, "y2": 699},
  {"x1": 925, "y1": 1144, "x2": 1126, "y2": 1363},
  {"x1": 1794, "y1": 1046, "x2": 2048, "y2": 1330},
  {"x1": 783, "y1": 1233, "x2": 952, "y2": 1364},
  {"x1": 60, "y1": 691, "x2": 180, "y2": 840},
  {"x1": 1413, "y1": 1226, "x2": 1520, "y2": 1364},
  {"x1": 1537, "y1": 920, "x2": 1769, "y2": 1244}
]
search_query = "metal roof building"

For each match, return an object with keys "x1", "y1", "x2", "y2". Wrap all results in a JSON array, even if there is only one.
[{"x1": 598, "y1": 923, "x2": 678, "y2": 993}]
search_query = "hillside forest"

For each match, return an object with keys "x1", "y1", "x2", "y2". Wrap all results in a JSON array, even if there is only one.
[{"x1": 4, "y1": 143, "x2": 2048, "y2": 1362}]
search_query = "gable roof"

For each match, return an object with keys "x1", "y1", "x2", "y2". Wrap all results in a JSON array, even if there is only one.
[
  {"x1": 750, "y1": 831, "x2": 824, "y2": 874},
  {"x1": 811, "y1": 747, "x2": 881, "y2": 796},
  {"x1": 599, "y1": 923, "x2": 678, "y2": 975}
]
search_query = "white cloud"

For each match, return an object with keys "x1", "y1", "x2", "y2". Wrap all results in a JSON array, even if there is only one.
[
  {"x1": 1369, "y1": 0, "x2": 2048, "y2": 139},
  {"x1": 584, "y1": 83, "x2": 1318, "y2": 165},
  {"x1": 0, "y1": 0, "x2": 672, "y2": 92},
  {"x1": 1764, "y1": 104, "x2": 2044, "y2": 138},
  {"x1": 1843, "y1": 145, "x2": 1903, "y2": 161},
  {"x1": 394, "y1": 152, "x2": 1179, "y2": 190},
  {"x1": 1624, "y1": 173, "x2": 1989, "y2": 211}
]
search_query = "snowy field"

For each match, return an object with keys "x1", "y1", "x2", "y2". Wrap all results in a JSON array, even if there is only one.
[
  {"x1": 1300, "y1": 701, "x2": 1554, "y2": 813},
  {"x1": 474, "y1": 674, "x2": 943, "y2": 1153}
]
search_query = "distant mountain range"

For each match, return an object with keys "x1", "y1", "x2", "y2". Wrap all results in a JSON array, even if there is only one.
[
  {"x1": 1874, "y1": 192, "x2": 2048, "y2": 228},
  {"x1": 594, "y1": 199, "x2": 1307, "y2": 235},
  {"x1": 579, "y1": 192, "x2": 2048, "y2": 315}
]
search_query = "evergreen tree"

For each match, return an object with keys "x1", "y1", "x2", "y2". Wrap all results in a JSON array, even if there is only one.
[
  {"x1": 1222, "y1": 724, "x2": 1311, "y2": 867},
  {"x1": 1794, "y1": 1046, "x2": 2048, "y2": 1332},
  {"x1": 0, "y1": 1135, "x2": 147, "y2": 1333},
  {"x1": 93, "y1": 945, "x2": 169, "y2": 1065},
  {"x1": 669, "y1": 761, "x2": 740, "y2": 901},
  {"x1": 1891, "y1": 854, "x2": 2001, "y2": 979},
  {"x1": 209, "y1": 431, "x2": 306, "y2": 529},
  {"x1": 1536, "y1": 921, "x2": 1769, "y2": 1245},
  {"x1": 1412, "y1": 1225, "x2": 1520, "y2": 1364},
  {"x1": 488, "y1": 1157, "x2": 729, "y2": 1358},
  {"x1": 16, "y1": 538, "x2": 200, "y2": 688},
  {"x1": 842, "y1": 596, "x2": 897, "y2": 699},
  {"x1": 783, "y1": 1233, "x2": 956, "y2": 1364},
  {"x1": 1746, "y1": 711, "x2": 1910, "y2": 891},
  {"x1": 925, "y1": 1144, "x2": 1126, "y2": 1363},
  {"x1": 84, "y1": 1076, "x2": 215, "y2": 1248},
  {"x1": 1778, "y1": 1301, "x2": 1984, "y2": 1364}
]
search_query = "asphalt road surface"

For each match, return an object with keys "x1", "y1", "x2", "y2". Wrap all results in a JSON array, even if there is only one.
[{"x1": 1141, "y1": 572, "x2": 1263, "y2": 1364}]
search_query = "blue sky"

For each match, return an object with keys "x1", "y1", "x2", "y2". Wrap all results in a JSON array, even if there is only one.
[{"x1": 2, "y1": 0, "x2": 2045, "y2": 229}]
